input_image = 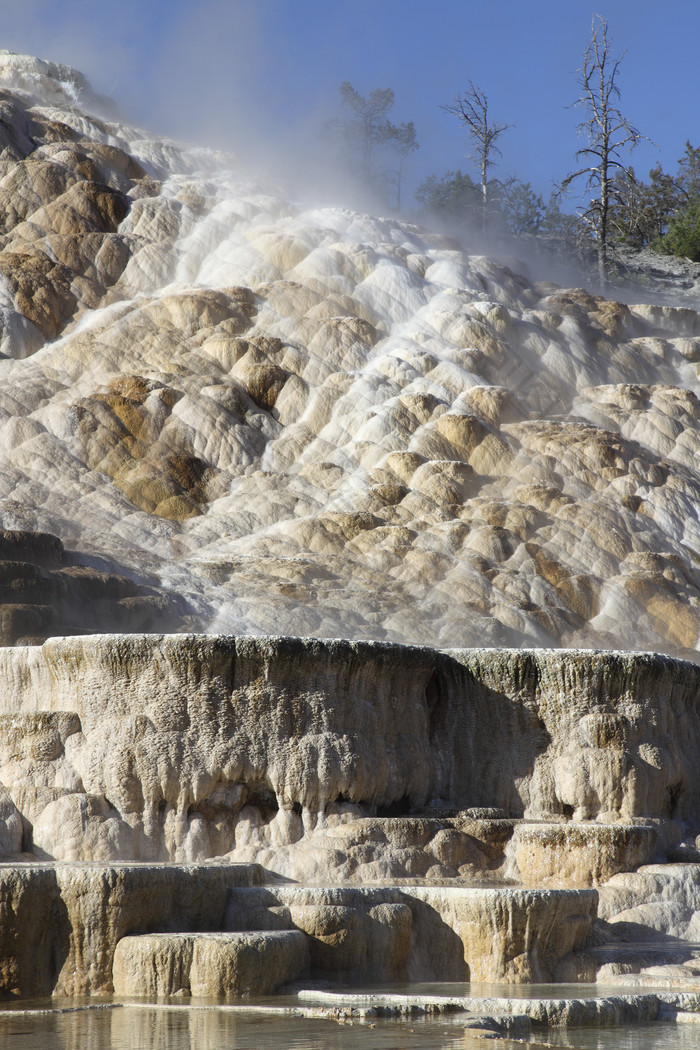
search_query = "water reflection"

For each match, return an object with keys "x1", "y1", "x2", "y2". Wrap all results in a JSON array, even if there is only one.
[
  {"x1": 0, "y1": 1005, "x2": 485, "y2": 1050},
  {"x1": 0, "y1": 1004, "x2": 699, "y2": 1050},
  {"x1": 541, "y1": 1025, "x2": 700, "y2": 1049}
]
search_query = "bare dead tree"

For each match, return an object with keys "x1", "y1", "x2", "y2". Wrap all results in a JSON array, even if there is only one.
[
  {"x1": 560, "y1": 16, "x2": 649, "y2": 285},
  {"x1": 441, "y1": 82, "x2": 513, "y2": 231}
]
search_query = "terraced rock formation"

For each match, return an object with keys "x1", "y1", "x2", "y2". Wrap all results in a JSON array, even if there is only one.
[
  {"x1": 0, "y1": 54, "x2": 699, "y2": 657},
  {"x1": 0, "y1": 634, "x2": 695, "y2": 867},
  {"x1": 1, "y1": 55, "x2": 700, "y2": 1042},
  {"x1": 0, "y1": 633, "x2": 697, "y2": 1007},
  {"x1": 0, "y1": 528, "x2": 191, "y2": 644}
]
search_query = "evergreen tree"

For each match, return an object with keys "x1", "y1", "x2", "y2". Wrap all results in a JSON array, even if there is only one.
[
  {"x1": 326, "y1": 83, "x2": 419, "y2": 209},
  {"x1": 676, "y1": 141, "x2": 700, "y2": 203},
  {"x1": 610, "y1": 166, "x2": 682, "y2": 247},
  {"x1": 415, "y1": 170, "x2": 482, "y2": 222},
  {"x1": 659, "y1": 200, "x2": 700, "y2": 261},
  {"x1": 542, "y1": 192, "x2": 587, "y2": 248},
  {"x1": 502, "y1": 182, "x2": 545, "y2": 238}
]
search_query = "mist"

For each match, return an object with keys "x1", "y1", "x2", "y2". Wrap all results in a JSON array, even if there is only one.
[
  {"x1": 3, "y1": 0, "x2": 697, "y2": 230},
  {"x1": 0, "y1": 9, "x2": 699, "y2": 663}
]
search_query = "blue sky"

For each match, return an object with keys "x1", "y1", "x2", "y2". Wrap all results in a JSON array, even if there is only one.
[{"x1": 2, "y1": 0, "x2": 699, "y2": 211}]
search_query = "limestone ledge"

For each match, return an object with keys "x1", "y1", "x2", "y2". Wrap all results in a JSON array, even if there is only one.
[
  {"x1": 598, "y1": 862, "x2": 700, "y2": 941},
  {"x1": 0, "y1": 635, "x2": 696, "y2": 870},
  {"x1": 296, "y1": 986, "x2": 700, "y2": 1029},
  {"x1": 227, "y1": 883, "x2": 596, "y2": 984},
  {"x1": 0, "y1": 861, "x2": 263, "y2": 998},
  {"x1": 112, "y1": 930, "x2": 308, "y2": 998},
  {"x1": 0, "y1": 863, "x2": 595, "y2": 997},
  {"x1": 506, "y1": 822, "x2": 659, "y2": 888}
]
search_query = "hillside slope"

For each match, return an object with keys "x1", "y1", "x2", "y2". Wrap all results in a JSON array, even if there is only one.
[{"x1": 1, "y1": 53, "x2": 700, "y2": 658}]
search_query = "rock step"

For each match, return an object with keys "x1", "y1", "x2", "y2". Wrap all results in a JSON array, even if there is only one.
[
  {"x1": 510, "y1": 822, "x2": 659, "y2": 887},
  {"x1": 296, "y1": 987, "x2": 700, "y2": 1029},
  {"x1": 577, "y1": 940, "x2": 700, "y2": 978},
  {"x1": 112, "y1": 930, "x2": 308, "y2": 998},
  {"x1": 225, "y1": 883, "x2": 597, "y2": 984},
  {"x1": 0, "y1": 861, "x2": 266, "y2": 998},
  {"x1": 597, "y1": 862, "x2": 700, "y2": 942}
]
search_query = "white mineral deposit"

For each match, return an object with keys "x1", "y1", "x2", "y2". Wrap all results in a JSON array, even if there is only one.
[{"x1": 1, "y1": 51, "x2": 700, "y2": 1050}]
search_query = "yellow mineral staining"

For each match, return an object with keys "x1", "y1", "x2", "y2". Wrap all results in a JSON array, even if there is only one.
[
  {"x1": 624, "y1": 574, "x2": 700, "y2": 651},
  {"x1": 411, "y1": 460, "x2": 477, "y2": 506},
  {"x1": 462, "y1": 384, "x2": 525, "y2": 425},
  {"x1": 545, "y1": 288, "x2": 632, "y2": 340},
  {"x1": 384, "y1": 452, "x2": 425, "y2": 484},
  {"x1": 1, "y1": 61, "x2": 700, "y2": 657},
  {"x1": 525, "y1": 543, "x2": 600, "y2": 621},
  {"x1": 0, "y1": 250, "x2": 77, "y2": 337},
  {"x1": 236, "y1": 363, "x2": 289, "y2": 411},
  {"x1": 245, "y1": 229, "x2": 316, "y2": 271},
  {"x1": 139, "y1": 288, "x2": 255, "y2": 338},
  {"x1": 74, "y1": 375, "x2": 224, "y2": 521}
]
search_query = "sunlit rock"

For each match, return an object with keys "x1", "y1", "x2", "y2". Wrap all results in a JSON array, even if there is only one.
[
  {"x1": 0, "y1": 632, "x2": 697, "y2": 996},
  {"x1": 235, "y1": 884, "x2": 596, "y2": 984},
  {"x1": 0, "y1": 635, "x2": 696, "y2": 870},
  {"x1": 112, "y1": 930, "x2": 309, "y2": 997},
  {"x1": 507, "y1": 822, "x2": 658, "y2": 887},
  {"x1": 0, "y1": 861, "x2": 263, "y2": 997},
  {"x1": 0, "y1": 57, "x2": 699, "y2": 655},
  {"x1": 1, "y1": 54, "x2": 700, "y2": 1024}
]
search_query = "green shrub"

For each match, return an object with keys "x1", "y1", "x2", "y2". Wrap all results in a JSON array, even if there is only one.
[{"x1": 658, "y1": 201, "x2": 700, "y2": 261}]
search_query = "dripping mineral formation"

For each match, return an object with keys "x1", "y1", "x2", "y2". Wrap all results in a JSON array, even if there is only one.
[
  {"x1": 0, "y1": 633, "x2": 700, "y2": 1015},
  {"x1": 1, "y1": 53, "x2": 700, "y2": 1041}
]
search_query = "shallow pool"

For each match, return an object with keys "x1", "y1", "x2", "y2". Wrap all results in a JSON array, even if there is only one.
[{"x1": 0, "y1": 1000, "x2": 699, "y2": 1050}]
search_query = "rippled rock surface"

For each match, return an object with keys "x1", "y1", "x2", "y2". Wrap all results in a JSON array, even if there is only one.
[{"x1": 0, "y1": 54, "x2": 699, "y2": 656}]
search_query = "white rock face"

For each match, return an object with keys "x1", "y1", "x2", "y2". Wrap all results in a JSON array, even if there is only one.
[
  {"x1": 0, "y1": 58, "x2": 699, "y2": 1009},
  {"x1": 0, "y1": 634, "x2": 696, "y2": 873},
  {"x1": 0, "y1": 631, "x2": 696, "y2": 997},
  {"x1": 0, "y1": 859, "x2": 594, "y2": 996},
  {"x1": 599, "y1": 863, "x2": 700, "y2": 941},
  {"x1": 226, "y1": 883, "x2": 596, "y2": 984},
  {"x1": 0, "y1": 861, "x2": 264, "y2": 997},
  {"x1": 0, "y1": 57, "x2": 699, "y2": 657}
]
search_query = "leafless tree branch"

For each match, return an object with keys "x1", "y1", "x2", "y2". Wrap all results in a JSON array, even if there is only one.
[
  {"x1": 558, "y1": 15, "x2": 654, "y2": 285},
  {"x1": 441, "y1": 81, "x2": 514, "y2": 231}
]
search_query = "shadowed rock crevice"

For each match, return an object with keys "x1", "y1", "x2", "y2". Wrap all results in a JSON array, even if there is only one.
[
  {"x1": 0, "y1": 529, "x2": 195, "y2": 645},
  {"x1": 0, "y1": 868, "x2": 70, "y2": 997}
]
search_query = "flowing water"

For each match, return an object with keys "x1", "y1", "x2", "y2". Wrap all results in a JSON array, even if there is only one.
[
  {"x1": 0, "y1": 55, "x2": 699, "y2": 1050},
  {"x1": 4, "y1": 55, "x2": 700, "y2": 655}
]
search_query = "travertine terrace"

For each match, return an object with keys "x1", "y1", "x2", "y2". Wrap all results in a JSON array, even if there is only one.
[
  {"x1": 0, "y1": 632, "x2": 699, "y2": 1005},
  {"x1": 0, "y1": 54, "x2": 700, "y2": 657},
  {"x1": 0, "y1": 634, "x2": 696, "y2": 867},
  {"x1": 1, "y1": 52, "x2": 700, "y2": 1039}
]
